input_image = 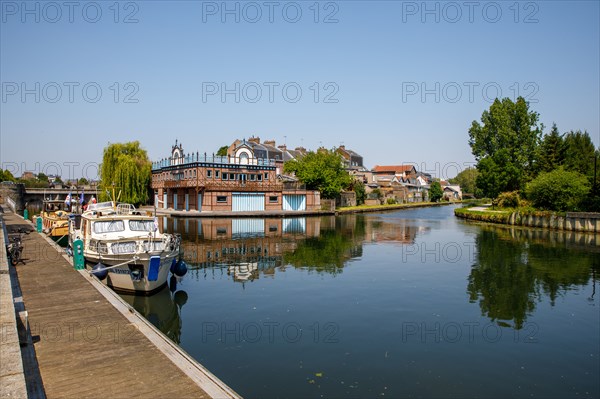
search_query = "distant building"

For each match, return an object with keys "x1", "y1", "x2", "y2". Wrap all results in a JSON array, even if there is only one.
[
  {"x1": 441, "y1": 181, "x2": 463, "y2": 201},
  {"x1": 21, "y1": 171, "x2": 36, "y2": 180},
  {"x1": 151, "y1": 140, "x2": 320, "y2": 212},
  {"x1": 336, "y1": 145, "x2": 364, "y2": 170},
  {"x1": 371, "y1": 165, "x2": 417, "y2": 186},
  {"x1": 369, "y1": 165, "x2": 431, "y2": 203}
]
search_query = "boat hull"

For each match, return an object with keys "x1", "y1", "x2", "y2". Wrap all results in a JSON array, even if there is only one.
[{"x1": 85, "y1": 251, "x2": 178, "y2": 295}]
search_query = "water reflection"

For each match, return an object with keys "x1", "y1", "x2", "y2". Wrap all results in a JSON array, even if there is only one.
[
  {"x1": 160, "y1": 215, "x2": 423, "y2": 282},
  {"x1": 120, "y1": 285, "x2": 187, "y2": 344},
  {"x1": 129, "y1": 209, "x2": 598, "y2": 398},
  {"x1": 468, "y1": 224, "x2": 600, "y2": 329}
]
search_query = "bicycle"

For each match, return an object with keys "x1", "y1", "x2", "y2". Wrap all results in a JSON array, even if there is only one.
[{"x1": 7, "y1": 228, "x2": 30, "y2": 266}]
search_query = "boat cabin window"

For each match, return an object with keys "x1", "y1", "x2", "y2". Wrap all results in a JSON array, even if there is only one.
[
  {"x1": 129, "y1": 220, "x2": 157, "y2": 232},
  {"x1": 93, "y1": 220, "x2": 125, "y2": 233}
]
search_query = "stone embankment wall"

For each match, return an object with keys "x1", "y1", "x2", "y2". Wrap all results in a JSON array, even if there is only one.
[
  {"x1": 508, "y1": 212, "x2": 600, "y2": 232},
  {"x1": 456, "y1": 208, "x2": 600, "y2": 233}
]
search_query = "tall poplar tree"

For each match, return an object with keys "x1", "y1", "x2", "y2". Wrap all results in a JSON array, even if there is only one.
[{"x1": 535, "y1": 123, "x2": 565, "y2": 173}]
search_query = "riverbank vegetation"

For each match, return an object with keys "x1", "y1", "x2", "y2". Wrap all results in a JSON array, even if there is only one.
[
  {"x1": 283, "y1": 149, "x2": 352, "y2": 199},
  {"x1": 467, "y1": 97, "x2": 599, "y2": 212}
]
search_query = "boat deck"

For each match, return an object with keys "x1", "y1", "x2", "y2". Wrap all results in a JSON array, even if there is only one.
[{"x1": 2, "y1": 211, "x2": 238, "y2": 399}]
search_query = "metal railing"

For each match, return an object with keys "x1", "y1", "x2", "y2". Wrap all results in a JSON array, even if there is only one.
[{"x1": 152, "y1": 154, "x2": 276, "y2": 171}]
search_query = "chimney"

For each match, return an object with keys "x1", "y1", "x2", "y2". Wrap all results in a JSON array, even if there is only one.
[
  {"x1": 339, "y1": 145, "x2": 345, "y2": 150},
  {"x1": 278, "y1": 144, "x2": 287, "y2": 151},
  {"x1": 264, "y1": 140, "x2": 276, "y2": 146},
  {"x1": 248, "y1": 136, "x2": 260, "y2": 144}
]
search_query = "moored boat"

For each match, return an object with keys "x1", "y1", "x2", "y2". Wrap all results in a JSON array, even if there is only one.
[
  {"x1": 68, "y1": 201, "x2": 187, "y2": 295},
  {"x1": 40, "y1": 199, "x2": 71, "y2": 244}
]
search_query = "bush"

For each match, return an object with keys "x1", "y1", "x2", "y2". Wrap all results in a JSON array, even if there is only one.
[
  {"x1": 525, "y1": 168, "x2": 590, "y2": 211},
  {"x1": 496, "y1": 191, "x2": 521, "y2": 208},
  {"x1": 386, "y1": 197, "x2": 397, "y2": 205},
  {"x1": 429, "y1": 181, "x2": 443, "y2": 202}
]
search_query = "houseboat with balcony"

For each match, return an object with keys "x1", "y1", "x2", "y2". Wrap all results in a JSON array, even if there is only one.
[{"x1": 151, "y1": 139, "x2": 321, "y2": 213}]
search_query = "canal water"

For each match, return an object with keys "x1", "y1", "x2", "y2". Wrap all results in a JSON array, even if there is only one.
[{"x1": 121, "y1": 205, "x2": 599, "y2": 398}]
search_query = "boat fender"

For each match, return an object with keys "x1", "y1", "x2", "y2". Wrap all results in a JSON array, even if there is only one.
[
  {"x1": 169, "y1": 275, "x2": 177, "y2": 292},
  {"x1": 169, "y1": 258, "x2": 177, "y2": 274},
  {"x1": 91, "y1": 263, "x2": 108, "y2": 280},
  {"x1": 173, "y1": 259, "x2": 188, "y2": 277}
]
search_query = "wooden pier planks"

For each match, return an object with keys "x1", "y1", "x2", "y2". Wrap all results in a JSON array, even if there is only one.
[{"x1": 4, "y1": 213, "x2": 212, "y2": 399}]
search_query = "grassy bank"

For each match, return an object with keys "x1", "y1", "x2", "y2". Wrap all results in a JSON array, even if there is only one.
[
  {"x1": 336, "y1": 201, "x2": 454, "y2": 214},
  {"x1": 454, "y1": 207, "x2": 512, "y2": 223}
]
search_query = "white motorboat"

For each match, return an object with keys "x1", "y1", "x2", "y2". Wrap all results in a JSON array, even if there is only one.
[{"x1": 68, "y1": 201, "x2": 187, "y2": 295}]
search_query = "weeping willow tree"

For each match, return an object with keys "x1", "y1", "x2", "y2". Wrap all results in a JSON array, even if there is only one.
[{"x1": 99, "y1": 141, "x2": 151, "y2": 205}]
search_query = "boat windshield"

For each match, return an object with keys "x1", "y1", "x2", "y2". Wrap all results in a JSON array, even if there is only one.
[
  {"x1": 93, "y1": 220, "x2": 125, "y2": 233},
  {"x1": 87, "y1": 202, "x2": 114, "y2": 212}
]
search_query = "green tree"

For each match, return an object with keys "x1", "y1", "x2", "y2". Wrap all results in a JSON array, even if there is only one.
[
  {"x1": 449, "y1": 167, "x2": 478, "y2": 196},
  {"x1": 428, "y1": 181, "x2": 443, "y2": 202},
  {"x1": 535, "y1": 123, "x2": 565, "y2": 173},
  {"x1": 469, "y1": 97, "x2": 542, "y2": 197},
  {"x1": 54, "y1": 176, "x2": 63, "y2": 184},
  {"x1": 352, "y1": 179, "x2": 366, "y2": 205},
  {"x1": 283, "y1": 149, "x2": 352, "y2": 199},
  {"x1": 78, "y1": 177, "x2": 89, "y2": 186},
  {"x1": 525, "y1": 168, "x2": 590, "y2": 211},
  {"x1": 99, "y1": 141, "x2": 152, "y2": 205},
  {"x1": 563, "y1": 130, "x2": 596, "y2": 178},
  {"x1": 0, "y1": 169, "x2": 16, "y2": 182},
  {"x1": 216, "y1": 145, "x2": 229, "y2": 156},
  {"x1": 37, "y1": 172, "x2": 48, "y2": 182}
]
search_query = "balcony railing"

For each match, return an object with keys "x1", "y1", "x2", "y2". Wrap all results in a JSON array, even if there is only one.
[
  {"x1": 152, "y1": 154, "x2": 276, "y2": 171},
  {"x1": 153, "y1": 179, "x2": 284, "y2": 192}
]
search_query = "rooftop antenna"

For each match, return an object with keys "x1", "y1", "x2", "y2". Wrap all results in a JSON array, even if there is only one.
[{"x1": 284, "y1": 135, "x2": 287, "y2": 145}]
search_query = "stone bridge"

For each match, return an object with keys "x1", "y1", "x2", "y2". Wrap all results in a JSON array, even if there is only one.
[{"x1": 0, "y1": 183, "x2": 98, "y2": 214}]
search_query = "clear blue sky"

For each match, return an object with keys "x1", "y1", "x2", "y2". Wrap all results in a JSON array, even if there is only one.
[{"x1": 1, "y1": 0, "x2": 598, "y2": 181}]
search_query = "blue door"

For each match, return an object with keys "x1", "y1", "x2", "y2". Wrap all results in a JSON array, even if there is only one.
[
  {"x1": 283, "y1": 195, "x2": 306, "y2": 211},
  {"x1": 232, "y1": 193, "x2": 265, "y2": 212}
]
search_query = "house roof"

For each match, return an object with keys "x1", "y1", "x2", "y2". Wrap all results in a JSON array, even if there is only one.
[
  {"x1": 372, "y1": 165, "x2": 416, "y2": 174},
  {"x1": 443, "y1": 185, "x2": 461, "y2": 193},
  {"x1": 337, "y1": 146, "x2": 362, "y2": 159}
]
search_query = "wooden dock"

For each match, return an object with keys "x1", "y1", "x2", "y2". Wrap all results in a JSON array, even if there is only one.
[{"x1": 2, "y1": 211, "x2": 240, "y2": 399}]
